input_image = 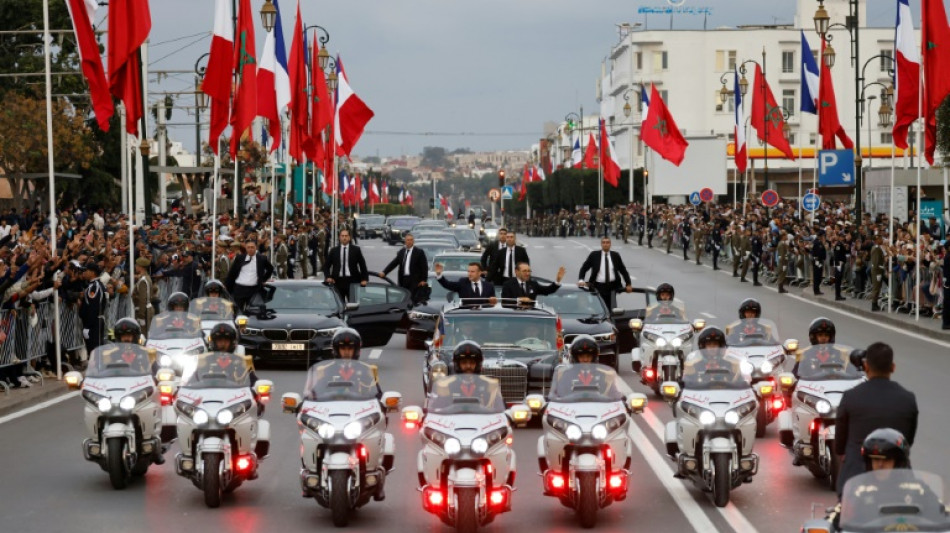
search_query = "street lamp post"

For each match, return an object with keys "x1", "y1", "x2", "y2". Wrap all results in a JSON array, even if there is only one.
[
  {"x1": 565, "y1": 111, "x2": 583, "y2": 206},
  {"x1": 194, "y1": 52, "x2": 210, "y2": 168},
  {"x1": 622, "y1": 88, "x2": 638, "y2": 205}
]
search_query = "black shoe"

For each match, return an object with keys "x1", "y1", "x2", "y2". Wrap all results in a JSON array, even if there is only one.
[
  {"x1": 732, "y1": 273, "x2": 739, "y2": 278},
  {"x1": 740, "y1": 278, "x2": 748, "y2": 283},
  {"x1": 779, "y1": 288, "x2": 788, "y2": 294},
  {"x1": 696, "y1": 262, "x2": 702, "y2": 266},
  {"x1": 871, "y1": 305, "x2": 881, "y2": 312},
  {"x1": 942, "y1": 325, "x2": 950, "y2": 330},
  {"x1": 814, "y1": 291, "x2": 824, "y2": 296},
  {"x1": 153, "y1": 454, "x2": 165, "y2": 465},
  {"x1": 792, "y1": 457, "x2": 802, "y2": 467},
  {"x1": 713, "y1": 267, "x2": 719, "y2": 271},
  {"x1": 753, "y1": 282, "x2": 763, "y2": 287},
  {"x1": 835, "y1": 297, "x2": 846, "y2": 301}
]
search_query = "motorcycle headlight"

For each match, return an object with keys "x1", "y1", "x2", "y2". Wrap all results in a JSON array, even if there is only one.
[
  {"x1": 317, "y1": 423, "x2": 336, "y2": 440},
  {"x1": 723, "y1": 410, "x2": 740, "y2": 426},
  {"x1": 815, "y1": 400, "x2": 832, "y2": 415},
  {"x1": 760, "y1": 361, "x2": 774, "y2": 374},
  {"x1": 159, "y1": 355, "x2": 172, "y2": 367},
  {"x1": 192, "y1": 409, "x2": 209, "y2": 425},
  {"x1": 603, "y1": 414, "x2": 627, "y2": 433},
  {"x1": 119, "y1": 395, "x2": 137, "y2": 411},
  {"x1": 471, "y1": 438, "x2": 489, "y2": 455},
  {"x1": 591, "y1": 424, "x2": 608, "y2": 440},
  {"x1": 216, "y1": 410, "x2": 234, "y2": 425},
  {"x1": 670, "y1": 337, "x2": 683, "y2": 348},
  {"x1": 565, "y1": 424, "x2": 583, "y2": 441},
  {"x1": 740, "y1": 360, "x2": 754, "y2": 376},
  {"x1": 343, "y1": 421, "x2": 363, "y2": 440},
  {"x1": 655, "y1": 337, "x2": 668, "y2": 348},
  {"x1": 82, "y1": 389, "x2": 106, "y2": 406},
  {"x1": 97, "y1": 398, "x2": 112, "y2": 413},
  {"x1": 698, "y1": 410, "x2": 716, "y2": 426},
  {"x1": 443, "y1": 438, "x2": 461, "y2": 455}
]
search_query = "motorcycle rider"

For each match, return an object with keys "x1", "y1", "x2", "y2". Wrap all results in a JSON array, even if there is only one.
[
  {"x1": 113, "y1": 317, "x2": 144, "y2": 345},
  {"x1": 166, "y1": 292, "x2": 190, "y2": 313},
  {"x1": 645, "y1": 283, "x2": 680, "y2": 321},
  {"x1": 207, "y1": 323, "x2": 257, "y2": 384},
  {"x1": 726, "y1": 298, "x2": 772, "y2": 339},
  {"x1": 656, "y1": 282, "x2": 674, "y2": 302},
  {"x1": 310, "y1": 328, "x2": 380, "y2": 399},
  {"x1": 432, "y1": 341, "x2": 503, "y2": 407},
  {"x1": 792, "y1": 317, "x2": 849, "y2": 377},
  {"x1": 192, "y1": 280, "x2": 235, "y2": 315},
  {"x1": 550, "y1": 335, "x2": 627, "y2": 398}
]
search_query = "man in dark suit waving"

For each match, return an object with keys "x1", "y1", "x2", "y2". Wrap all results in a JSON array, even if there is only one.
[
  {"x1": 323, "y1": 229, "x2": 369, "y2": 302},
  {"x1": 435, "y1": 261, "x2": 496, "y2": 306},
  {"x1": 577, "y1": 237, "x2": 633, "y2": 308},
  {"x1": 225, "y1": 240, "x2": 276, "y2": 312},
  {"x1": 378, "y1": 234, "x2": 429, "y2": 302},
  {"x1": 489, "y1": 231, "x2": 529, "y2": 285},
  {"x1": 501, "y1": 262, "x2": 565, "y2": 305}
]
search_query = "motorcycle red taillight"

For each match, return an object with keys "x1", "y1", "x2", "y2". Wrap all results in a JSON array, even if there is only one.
[
  {"x1": 545, "y1": 471, "x2": 566, "y2": 492},
  {"x1": 643, "y1": 368, "x2": 656, "y2": 381},
  {"x1": 423, "y1": 487, "x2": 444, "y2": 510},
  {"x1": 489, "y1": 488, "x2": 507, "y2": 507},
  {"x1": 358, "y1": 444, "x2": 368, "y2": 460},
  {"x1": 608, "y1": 472, "x2": 627, "y2": 493},
  {"x1": 160, "y1": 393, "x2": 172, "y2": 406},
  {"x1": 810, "y1": 419, "x2": 819, "y2": 434},
  {"x1": 235, "y1": 455, "x2": 252, "y2": 472},
  {"x1": 771, "y1": 397, "x2": 785, "y2": 412}
]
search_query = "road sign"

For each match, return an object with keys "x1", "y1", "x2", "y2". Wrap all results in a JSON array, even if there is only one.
[
  {"x1": 699, "y1": 187, "x2": 714, "y2": 203},
  {"x1": 501, "y1": 186, "x2": 514, "y2": 200},
  {"x1": 802, "y1": 192, "x2": 821, "y2": 212},
  {"x1": 818, "y1": 149, "x2": 856, "y2": 187},
  {"x1": 488, "y1": 188, "x2": 501, "y2": 202},
  {"x1": 689, "y1": 191, "x2": 702, "y2": 206},
  {"x1": 761, "y1": 189, "x2": 779, "y2": 207}
]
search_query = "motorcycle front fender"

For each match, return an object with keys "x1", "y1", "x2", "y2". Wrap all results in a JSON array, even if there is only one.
[
  {"x1": 820, "y1": 423, "x2": 835, "y2": 441},
  {"x1": 257, "y1": 419, "x2": 270, "y2": 443},
  {"x1": 776, "y1": 409, "x2": 793, "y2": 433},
  {"x1": 198, "y1": 436, "x2": 228, "y2": 454},
  {"x1": 570, "y1": 452, "x2": 603, "y2": 472},
  {"x1": 706, "y1": 436, "x2": 736, "y2": 455},
  {"x1": 448, "y1": 466, "x2": 481, "y2": 488},
  {"x1": 631, "y1": 348, "x2": 643, "y2": 364},
  {"x1": 102, "y1": 421, "x2": 135, "y2": 441},
  {"x1": 324, "y1": 450, "x2": 358, "y2": 470},
  {"x1": 660, "y1": 355, "x2": 679, "y2": 368}
]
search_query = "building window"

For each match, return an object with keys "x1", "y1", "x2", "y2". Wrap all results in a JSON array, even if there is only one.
[
  {"x1": 636, "y1": 51, "x2": 642, "y2": 70},
  {"x1": 809, "y1": 133, "x2": 817, "y2": 146},
  {"x1": 783, "y1": 89, "x2": 796, "y2": 117},
  {"x1": 787, "y1": 133, "x2": 796, "y2": 145},
  {"x1": 880, "y1": 49, "x2": 894, "y2": 72},
  {"x1": 716, "y1": 91, "x2": 735, "y2": 113},
  {"x1": 782, "y1": 50, "x2": 795, "y2": 73},
  {"x1": 659, "y1": 89, "x2": 669, "y2": 104},
  {"x1": 728, "y1": 51, "x2": 736, "y2": 71},
  {"x1": 881, "y1": 132, "x2": 893, "y2": 144},
  {"x1": 715, "y1": 50, "x2": 737, "y2": 72},
  {"x1": 654, "y1": 51, "x2": 668, "y2": 70}
]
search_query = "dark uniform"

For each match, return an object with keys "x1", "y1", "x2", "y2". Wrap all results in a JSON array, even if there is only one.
[
  {"x1": 750, "y1": 233, "x2": 763, "y2": 286},
  {"x1": 710, "y1": 225, "x2": 723, "y2": 270},
  {"x1": 811, "y1": 236, "x2": 827, "y2": 295},
  {"x1": 80, "y1": 278, "x2": 107, "y2": 353},
  {"x1": 835, "y1": 378, "x2": 918, "y2": 495},
  {"x1": 680, "y1": 220, "x2": 691, "y2": 261},
  {"x1": 832, "y1": 238, "x2": 849, "y2": 300},
  {"x1": 943, "y1": 251, "x2": 950, "y2": 329}
]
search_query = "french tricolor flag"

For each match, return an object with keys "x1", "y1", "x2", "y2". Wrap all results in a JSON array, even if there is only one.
[
  {"x1": 334, "y1": 56, "x2": 375, "y2": 157},
  {"x1": 640, "y1": 84, "x2": 650, "y2": 126},
  {"x1": 257, "y1": 0, "x2": 291, "y2": 151},
  {"x1": 800, "y1": 31, "x2": 820, "y2": 115},
  {"x1": 734, "y1": 68, "x2": 747, "y2": 173},
  {"x1": 893, "y1": 0, "x2": 920, "y2": 150}
]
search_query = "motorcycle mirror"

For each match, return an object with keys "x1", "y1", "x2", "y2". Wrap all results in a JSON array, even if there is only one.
[
  {"x1": 800, "y1": 519, "x2": 832, "y2": 533},
  {"x1": 401, "y1": 405, "x2": 423, "y2": 430},
  {"x1": 525, "y1": 394, "x2": 546, "y2": 413},
  {"x1": 63, "y1": 371, "x2": 83, "y2": 390},
  {"x1": 777, "y1": 372, "x2": 797, "y2": 390},
  {"x1": 783, "y1": 338, "x2": 799, "y2": 353},
  {"x1": 756, "y1": 382, "x2": 775, "y2": 398},
  {"x1": 691, "y1": 319, "x2": 706, "y2": 332},
  {"x1": 281, "y1": 392, "x2": 302, "y2": 414},
  {"x1": 381, "y1": 391, "x2": 402, "y2": 412},
  {"x1": 627, "y1": 393, "x2": 648, "y2": 414},
  {"x1": 255, "y1": 380, "x2": 274, "y2": 402},
  {"x1": 611, "y1": 307, "x2": 624, "y2": 317},
  {"x1": 507, "y1": 405, "x2": 531, "y2": 427},
  {"x1": 628, "y1": 318, "x2": 643, "y2": 331}
]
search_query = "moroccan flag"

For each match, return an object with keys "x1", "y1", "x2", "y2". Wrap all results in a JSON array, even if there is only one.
[
  {"x1": 750, "y1": 65, "x2": 795, "y2": 160},
  {"x1": 107, "y1": 0, "x2": 151, "y2": 135},
  {"x1": 229, "y1": 0, "x2": 258, "y2": 158},
  {"x1": 818, "y1": 41, "x2": 854, "y2": 150},
  {"x1": 893, "y1": 0, "x2": 920, "y2": 150},
  {"x1": 66, "y1": 0, "x2": 113, "y2": 131},
  {"x1": 201, "y1": 0, "x2": 233, "y2": 155},
  {"x1": 334, "y1": 56, "x2": 375, "y2": 157},
  {"x1": 583, "y1": 133, "x2": 598, "y2": 169},
  {"x1": 922, "y1": 0, "x2": 950, "y2": 165},
  {"x1": 599, "y1": 119, "x2": 621, "y2": 187},
  {"x1": 287, "y1": 1, "x2": 308, "y2": 163},
  {"x1": 640, "y1": 84, "x2": 689, "y2": 166}
]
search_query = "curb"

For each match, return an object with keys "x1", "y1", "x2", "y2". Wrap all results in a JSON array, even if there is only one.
[
  {"x1": 800, "y1": 293, "x2": 950, "y2": 342},
  {"x1": 0, "y1": 381, "x2": 70, "y2": 419}
]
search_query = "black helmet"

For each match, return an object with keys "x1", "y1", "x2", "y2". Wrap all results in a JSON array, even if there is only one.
[
  {"x1": 167, "y1": 292, "x2": 190, "y2": 312},
  {"x1": 808, "y1": 317, "x2": 836, "y2": 345},
  {"x1": 331, "y1": 328, "x2": 362, "y2": 360},
  {"x1": 204, "y1": 279, "x2": 227, "y2": 297},
  {"x1": 861, "y1": 428, "x2": 911, "y2": 470},
  {"x1": 656, "y1": 283, "x2": 675, "y2": 301},
  {"x1": 210, "y1": 322, "x2": 239, "y2": 352},
  {"x1": 114, "y1": 318, "x2": 141, "y2": 343},
  {"x1": 452, "y1": 341, "x2": 483, "y2": 374},
  {"x1": 697, "y1": 327, "x2": 727, "y2": 349},
  {"x1": 738, "y1": 298, "x2": 761, "y2": 319},
  {"x1": 569, "y1": 335, "x2": 600, "y2": 364}
]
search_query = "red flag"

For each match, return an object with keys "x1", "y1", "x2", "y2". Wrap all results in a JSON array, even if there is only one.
[
  {"x1": 202, "y1": 0, "x2": 233, "y2": 155},
  {"x1": 818, "y1": 41, "x2": 854, "y2": 150},
  {"x1": 287, "y1": 2, "x2": 309, "y2": 163},
  {"x1": 229, "y1": 0, "x2": 258, "y2": 158},
  {"x1": 334, "y1": 57, "x2": 375, "y2": 157},
  {"x1": 312, "y1": 42, "x2": 334, "y2": 142},
  {"x1": 750, "y1": 65, "x2": 795, "y2": 160},
  {"x1": 66, "y1": 0, "x2": 112, "y2": 131},
  {"x1": 354, "y1": 174, "x2": 363, "y2": 207},
  {"x1": 599, "y1": 119, "x2": 621, "y2": 187},
  {"x1": 923, "y1": 0, "x2": 950, "y2": 165},
  {"x1": 640, "y1": 84, "x2": 689, "y2": 166},
  {"x1": 370, "y1": 181, "x2": 380, "y2": 204},
  {"x1": 107, "y1": 0, "x2": 151, "y2": 135},
  {"x1": 583, "y1": 133, "x2": 598, "y2": 169}
]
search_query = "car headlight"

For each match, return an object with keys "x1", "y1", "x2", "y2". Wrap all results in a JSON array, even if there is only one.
[
  {"x1": 815, "y1": 400, "x2": 832, "y2": 415},
  {"x1": 699, "y1": 410, "x2": 716, "y2": 426},
  {"x1": 192, "y1": 409, "x2": 209, "y2": 425},
  {"x1": 343, "y1": 421, "x2": 363, "y2": 440},
  {"x1": 97, "y1": 398, "x2": 112, "y2": 413},
  {"x1": 565, "y1": 424, "x2": 583, "y2": 441},
  {"x1": 216, "y1": 410, "x2": 234, "y2": 425},
  {"x1": 591, "y1": 424, "x2": 608, "y2": 440},
  {"x1": 655, "y1": 337, "x2": 668, "y2": 348},
  {"x1": 244, "y1": 327, "x2": 261, "y2": 336},
  {"x1": 316, "y1": 327, "x2": 341, "y2": 338},
  {"x1": 670, "y1": 337, "x2": 683, "y2": 348},
  {"x1": 443, "y1": 438, "x2": 461, "y2": 455},
  {"x1": 723, "y1": 410, "x2": 740, "y2": 425},
  {"x1": 760, "y1": 361, "x2": 774, "y2": 374},
  {"x1": 471, "y1": 438, "x2": 489, "y2": 455}
]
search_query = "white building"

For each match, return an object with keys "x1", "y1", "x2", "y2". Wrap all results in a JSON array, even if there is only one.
[{"x1": 567, "y1": 0, "x2": 914, "y2": 199}]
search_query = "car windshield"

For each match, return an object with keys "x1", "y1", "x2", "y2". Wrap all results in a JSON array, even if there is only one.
[
  {"x1": 359, "y1": 216, "x2": 384, "y2": 226},
  {"x1": 183, "y1": 352, "x2": 250, "y2": 389},
  {"x1": 303, "y1": 360, "x2": 379, "y2": 402},
  {"x1": 450, "y1": 229, "x2": 477, "y2": 241},
  {"x1": 188, "y1": 297, "x2": 234, "y2": 320},
  {"x1": 725, "y1": 319, "x2": 781, "y2": 347},
  {"x1": 434, "y1": 255, "x2": 480, "y2": 273},
  {"x1": 428, "y1": 275, "x2": 451, "y2": 300},
  {"x1": 417, "y1": 243, "x2": 456, "y2": 261},
  {"x1": 682, "y1": 349, "x2": 750, "y2": 391},
  {"x1": 538, "y1": 289, "x2": 607, "y2": 318},
  {"x1": 840, "y1": 470, "x2": 948, "y2": 532},
  {"x1": 86, "y1": 344, "x2": 154, "y2": 378},
  {"x1": 644, "y1": 301, "x2": 688, "y2": 324},
  {"x1": 148, "y1": 312, "x2": 203, "y2": 340},
  {"x1": 440, "y1": 314, "x2": 557, "y2": 353},
  {"x1": 268, "y1": 285, "x2": 340, "y2": 314},
  {"x1": 549, "y1": 364, "x2": 625, "y2": 402},
  {"x1": 392, "y1": 218, "x2": 419, "y2": 229},
  {"x1": 428, "y1": 375, "x2": 506, "y2": 414},
  {"x1": 797, "y1": 344, "x2": 862, "y2": 381}
]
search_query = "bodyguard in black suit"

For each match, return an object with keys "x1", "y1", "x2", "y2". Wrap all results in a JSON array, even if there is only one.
[
  {"x1": 577, "y1": 237, "x2": 633, "y2": 308},
  {"x1": 434, "y1": 261, "x2": 496, "y2": 305},
  {"x1": 489, "y1": 232, "x2": 530, "y2": 285},
  {"x1": 379, "y1": 234, "x2": 429, "y2": 302},
  {"x1": 835, "y1": 342, "x2": 918, "y2": 496},
  {"x1": 501, "y1": 262, "x2": 565, "y2": 303},
  {"x1": 225, "y1": 240, "x2": 276, "y2": 311},
  {"x1": 480, "y1": 227, "x2": 507, "y2": 271},
  {"x1": 323, "y1": 229, "x2": 369, "y2": 302}
]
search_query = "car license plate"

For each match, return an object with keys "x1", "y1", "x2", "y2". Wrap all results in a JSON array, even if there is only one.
[{"x1": 273, "y1": 343, "x2": 305, "y2": 351}]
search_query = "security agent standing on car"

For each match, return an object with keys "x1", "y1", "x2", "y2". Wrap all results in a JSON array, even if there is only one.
[
  {"x1": 323, "y1": 229, "x2": 369, "y2": 303},
  {"x1": 378, "y1": 234, "x2": 429, "y2": 303},
  {"x1": 501, "y1": 262, "x2": 565, "y2": 304},
  {"x1": 577, "y1": 237, "x2": 633, "y2": 309},
  {"x1": 835, "y1": 342, "x2": 918, "y2": 496},
  {"x1": 489, "y1": 231, "x2": 529, "y2": 285},
  {"x1": 225, "y1": 240, "x2": 275, "y2": 312},
  {"x1": 480, "y1": 227, "x2": 507, "y2": 271}
]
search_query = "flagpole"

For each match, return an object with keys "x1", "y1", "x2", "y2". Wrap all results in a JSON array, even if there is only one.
[
  {"x1": 797, "y1": 119, "x2": 804, "y2": 220},
  {"x1": 212, "y1": 153, "x2": 219, "y2": 279},
  {"x1": 233, "y1": 158, "x2": 239, "y2": 221},
  {"x1": 915, "y1": 51, "x2": 923, "y2": 322},
  {"x1": 888, "y1": 134, "x2": 895, "y2": 313},
  {"x1": 269, "y1": 147, "x2": 276, "y2": 265},
  {"x1": 42, "y1": 0, "x2": 63, "y2": 378}
]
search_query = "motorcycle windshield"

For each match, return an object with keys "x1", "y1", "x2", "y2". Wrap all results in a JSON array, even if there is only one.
[
  {"x1": 303, "y1": 360, "x2": 379, "y2": 401},
  {"x1": 796, "y1": 344, "x2": 861, "y2": 381},
  {"x1": 681, "y1": 349, "x2": 750, "y2": 391},
  {"x1": 188, "y1": 298, "x2": 234, "y2": 321},
  {"x1": 840, "y1": 470, "x2": 949, "y2": 531},
  {"x1": 643, "y1": 301, "x2": 687, "y2": 324},
  {"x1": 148, "y1": 312, "x2": 203, "y2": 340},
  {"x1": 183, "y1": 352, "x2": 250, "y2": 389},
  {"x1": 725, "y1": 319, "x2": 780, "y2": 347},
  {"x1": 86, "y1": 344, "x2": 153, "y2": 378},
  {"x1": 428, "y1": 375, "x2": 506, "y2": 415},
  {"x1": 548, "y1": 364, "x2": 625, "y2": 403}
]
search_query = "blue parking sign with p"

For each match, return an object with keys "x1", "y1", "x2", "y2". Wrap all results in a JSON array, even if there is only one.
[{"x1": 818, "y1": 149, "x2": 856, "y2": 187}]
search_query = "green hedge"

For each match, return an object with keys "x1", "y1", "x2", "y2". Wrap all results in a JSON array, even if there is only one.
[{"x1": 503, "y1": 168, "x2": 647, "y2": 213}]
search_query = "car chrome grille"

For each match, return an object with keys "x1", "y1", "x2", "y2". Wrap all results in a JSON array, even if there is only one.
[
  {"x1": 289, "y1": 329, "x2": 316, "y2": 341},
  {"x1": 482, "y1": 363, "x2": 528, "y2": 404},
  {"x1": 263, "y1": 329, "x2": 288, "y2": 341}
]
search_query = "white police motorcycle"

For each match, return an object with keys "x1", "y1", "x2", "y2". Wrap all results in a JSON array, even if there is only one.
[
  {"x1": 189, "y1": 297, "x2": 236, "y2": 338},
  {"x1": 402, "y1": 375, "x2": 531, "y2": 533},
  {"x1": 630, "y1": 301, "x2": 705, "y2": 394},
  {"x1": 146, "y1": 311, "x2": 206, "y2": 384},
  {"x1": 173, "y1": 352, "x2": 273, "y2": 507},
  {"x1": 64, "y1": 344, "x2": 169, "y2": 489},
  {"x1": 777, "y1": 343, "x2": 862, "y2": 490},
  {"x1": 661, "y1": 349, "x2": 760, "y2": 507},
  {"x1": 281, "y1": 360, "x2": 399, "y2": 526},
  {"x1": 529, "y1": 363, "x2": 647, "y2": 527}
]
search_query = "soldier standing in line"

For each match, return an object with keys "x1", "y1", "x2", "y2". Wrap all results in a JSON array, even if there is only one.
[
  {"x1": 776, "y1": 230, "x2": 790, "y2": 293},
  {"x1": 730, "y1": 224, "x2": 742, "y2": 278},
  {"x1": 647, "y1": 209, "x2": 656, "y2": 248},
  {"x1": 693, "y1": 218, "x2": 705, "y2": 266},
  {"x1": 739, "y1": 226, "x2": 752, "y2": 283},
  {"x1": 297, "y1": 225, "x2": 310, "y2": 279},
  {"x1": 275, "y1": 234, "x2": 289, "y2": 279},
  {"x1": 832, "y1": 232, "x2": 849, "y2": 301},
  {"x1": 869, "y1": 234, "x2": 885, "y2": 311},
  {"x1": 710, "y1": 221, "x2": 723, "y2": 271},
  {"x1": 133, "y1": 257, "x2": 156, "y2": 337},
  {"x1": 314, "y1": 220, "x2": 328, "y2": 273},
  {"x1": 750, "y1": 227, "x2": 764, "y2": 286},
  {"x1": 215, "y1": 240, "x2": 231, "y2": 282},
  {"x1": 680, "y1": 216, "x2": 691, "y2": 261},
  {"x1": 664, "y1": 214, "x2": 674, "y2": 254}
]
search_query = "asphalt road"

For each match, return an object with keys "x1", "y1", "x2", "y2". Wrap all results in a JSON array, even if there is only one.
[{"x1": 1, "y1": 234, "x2": 945, "y2": 533}]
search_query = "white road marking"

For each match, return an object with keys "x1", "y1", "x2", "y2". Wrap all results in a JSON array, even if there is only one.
[
  {"x1": 553, "y1": 246, "x2": 565, "y2": 249},
  {"x1": 368, "y1": 349, "x2": 382, "y2": 360},
  {"x1": 0, "y1": 391, "x2": 79, "y2": 426},
  {"x1": 700, "y1": 312, "x2": 716, "y2": 319},
  {"x1": 568, "y1": 240, "x2": 593, "y2": 251}
]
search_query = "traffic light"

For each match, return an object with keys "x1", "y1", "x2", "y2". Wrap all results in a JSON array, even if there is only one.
[
  {"x1": 498, "y1": 170, "x2": 506, "y2": 189},
  {"x1": 429, "y1": 198, "x2": 435, "y2": 209}
]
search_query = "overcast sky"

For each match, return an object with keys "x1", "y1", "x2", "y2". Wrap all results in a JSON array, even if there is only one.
[{"x1": 111, "y1": 0, "x2": 921, "y2": 158}]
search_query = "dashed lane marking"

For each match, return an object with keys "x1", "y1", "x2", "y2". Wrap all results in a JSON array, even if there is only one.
[
  {"x1": 369, "y1": 349, "x2": 382, "y2": 360},
  {"x1": 700, "y1": 312, "x2": 716, "y2": 319}
]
